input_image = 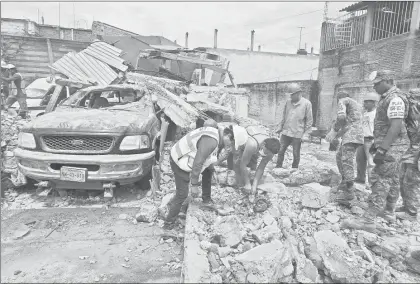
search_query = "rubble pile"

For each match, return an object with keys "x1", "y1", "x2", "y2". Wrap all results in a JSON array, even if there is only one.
[
  {"x1": 1, "y1": 111, "x2": 31, "y2": 188},
  {"x1": 181, "y1": 146, "x2": 420, "y2": 284}
]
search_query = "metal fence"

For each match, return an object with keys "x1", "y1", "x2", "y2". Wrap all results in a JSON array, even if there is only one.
[
  {"x1": 370, "y1": 1, "x2": 413, "y2": 42},
  {"x1": 322, "y1": 9, "x2": 367, "y2": 51},
  {"x1": 321, "y1": 1, "x2": 414, "y2": 51}
]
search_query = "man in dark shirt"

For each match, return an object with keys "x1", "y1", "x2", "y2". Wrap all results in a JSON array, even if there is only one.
[{"x1": 1, "y1": 65, "x2": 28, "y2": 118}]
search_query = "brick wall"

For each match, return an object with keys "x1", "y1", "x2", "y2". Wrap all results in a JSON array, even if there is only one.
[
  {"x1": 91, "y1": 21, "x2": 138, "y2": 39},
  {"x1": 317, "y1": 32, "x2": 420, "y2": 130},
  {"x1": 38, "y1": 25, "x2": 92, "y2": 42},
  {"x1": 239, "y1": 80, "x2": 318, "y2": 126}
]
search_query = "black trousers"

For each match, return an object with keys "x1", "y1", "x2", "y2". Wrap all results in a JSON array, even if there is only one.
[{"x1": 276, "y1": 134, "x2": 302, "y2": 168}]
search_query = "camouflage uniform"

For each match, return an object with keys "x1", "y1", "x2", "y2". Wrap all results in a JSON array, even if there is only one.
[
  {"x1": 332, "y1": 97, "x2": 364, "y2": 184},
  {"x1": 397, "y1": 89, "x2": 420, "y2": 215},
  {"x1": 365, "y1": 86, "x2": 410, "y2": 219}
]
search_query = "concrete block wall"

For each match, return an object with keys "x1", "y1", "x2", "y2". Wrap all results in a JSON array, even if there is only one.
[
  {"x1": 239, "y1": 80, "x2": 317, "y2": 126},
  {"x1": 317, "y1": 32, "x2": 420, "y2": 130},
  {"x1": 2, "y1": 18, "x2": 92, "y2": 42},
  {"x1": 91, "y1": 21, "x2": 138, "y2": 39}
]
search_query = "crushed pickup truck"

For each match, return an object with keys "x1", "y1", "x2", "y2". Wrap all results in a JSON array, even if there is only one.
[{"x1": 13, "y1": 79, "x2": 201, "y2": 198}]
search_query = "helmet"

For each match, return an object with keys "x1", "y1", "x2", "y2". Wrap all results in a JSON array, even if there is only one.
[
  {"x1": 364, "y1": 92, "x2": 380, "y2": 101},
  {"x1": 286, "y1": 83, "x2": 302, "y2": 95}
]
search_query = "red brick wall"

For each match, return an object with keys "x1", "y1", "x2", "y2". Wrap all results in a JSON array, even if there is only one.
[{"x1": 317, "y1": 32, "x2": 420, "y2": 130}]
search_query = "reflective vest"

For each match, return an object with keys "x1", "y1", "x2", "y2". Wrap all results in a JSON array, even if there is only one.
[
  {"x1": 246, "y1": 125, "x2": 269, "y2": 149},
  {"x1": 171, "y1": 127, "x2": 220, "y2": 173}
]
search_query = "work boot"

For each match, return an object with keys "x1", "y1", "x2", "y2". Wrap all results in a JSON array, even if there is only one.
[
  {"x1": 396, "y1": 212, "x2": 418, "y2": 222},
  {"x1": 336, "y1": 185, "x2": 355, "y2": 206},
  {"x1": 378, "y1": 210, "x2": 396, "y2": 223},
  {"x1": 203, "y1": 198, "x2": 215, "y2": 206},
  {"x1": 341, "y1": 216, "x2": 376, "y2": 233},
  {"x1": 395, "y1": 205, "x2": 407, "y2": 212},
  {"x1": 411, "y1": 250, "x2": 420, "y2": 261},
  {"x1": 162, "y1": 221, "x2": 176, "y2": 231}
]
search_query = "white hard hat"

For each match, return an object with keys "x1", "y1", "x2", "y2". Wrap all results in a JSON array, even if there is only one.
[
  {"x1": 232, "y1": 125, "x2": 248, "y2": 150},
  {"x1": 1, "y1": 61, "x2": 6, "y2": 68},
  {"x1": 5, "y1": 64, "x2": 15, "y2": 69}
]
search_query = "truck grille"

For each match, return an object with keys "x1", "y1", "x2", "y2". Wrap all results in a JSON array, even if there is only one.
[{"x1": 41, "y1": 135, "x2": 114, "y2": 154}]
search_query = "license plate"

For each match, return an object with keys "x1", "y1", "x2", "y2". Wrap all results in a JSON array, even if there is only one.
[{"x1": 60, "y1": 166, "x2": 87, "y2": 183}]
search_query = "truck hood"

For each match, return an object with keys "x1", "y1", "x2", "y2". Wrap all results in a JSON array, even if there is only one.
[{"x1": 23, "y1": 108, "x2": 158, "y2": 135}]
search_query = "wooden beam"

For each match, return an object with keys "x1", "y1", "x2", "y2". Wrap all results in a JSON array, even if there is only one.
[{"x1": 46, "y1": 38, "x2": 55, "y2": 74}]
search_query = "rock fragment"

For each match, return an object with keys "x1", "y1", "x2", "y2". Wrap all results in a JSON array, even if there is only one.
[
  {"x1": 135, "y1": 199, "x2": 158, "y2": 223},
  {"x1": 214, "y1": 216, "x2": 245, "y2": 248},
  {"x1": 301, "y1": 183, "x2": 330, "y2": 209}
]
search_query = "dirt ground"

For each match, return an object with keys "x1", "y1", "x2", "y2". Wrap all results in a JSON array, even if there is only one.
[{"x1": 1, "y1": 207, "x2": 183, "y2": 283}]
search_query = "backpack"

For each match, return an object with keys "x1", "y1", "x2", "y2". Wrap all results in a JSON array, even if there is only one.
[{"x1": 404, "y1": 89, "x2": 420, "y2": 147}]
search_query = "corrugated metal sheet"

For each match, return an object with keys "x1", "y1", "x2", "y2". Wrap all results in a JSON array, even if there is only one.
[
  {"x1": 50, "y1": 41, "x2": 125, "y2": 86},
  {"x1": 84, "y1": 41, "x2": 128, "y2": 72}
]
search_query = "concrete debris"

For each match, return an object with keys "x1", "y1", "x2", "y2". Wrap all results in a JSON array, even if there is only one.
[
  {"x1": 325, "y1": 213, "x2": 340, "y2": 224},
  {"x1": 252, "y1": 224, "x2": 281, "y2": 244},
  {"x1": 214, "y1": 216, "x2": 245, "y2": 248},
  {"x1": 301, "y1": 183, "x2": 331, "y2": 209},
  {"x1": 233, "y1": 240, "x2": 291, "y2": 283},
  {"x1": 295, "y1": 254, "x2": 321, "y2": 283},
  {"x1": 314, "y1": 230, "x2": 368, "y2": 283},
  {"x1": 135, "y1": 198, "x2": 158, "y2": 223},
  {"x1": 158, "y1": 193, "x2": 174, "y2": 219}
]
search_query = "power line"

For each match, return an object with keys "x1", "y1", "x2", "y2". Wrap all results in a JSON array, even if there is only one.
[{"x1": 244, "y1": 8, "x2": 323, "y2": 27}]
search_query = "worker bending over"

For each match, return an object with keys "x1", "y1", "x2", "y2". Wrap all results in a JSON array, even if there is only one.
[
  {"x1": 215, "y1": 125, "x2": 280, "y2": 199},
  {"x1": 163, "y1": 120, "x2": 235, "y2": 230}
]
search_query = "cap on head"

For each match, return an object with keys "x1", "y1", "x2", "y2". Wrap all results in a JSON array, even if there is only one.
[
  {"x1": 364, "y1": 92, "x2": 380, "y2": 101},
  {"x1": 369, "y1": 70, "x2": 395, "y2": 84},
  {"x1": 286, "y1": 83, "x2": 302, "y2": 95},
  {"x1": 231, "y1": 125, "x2": 248, "y2": 150},
  {"x1": 409, "y1": 88, "x2": 420, "y2": 97}
]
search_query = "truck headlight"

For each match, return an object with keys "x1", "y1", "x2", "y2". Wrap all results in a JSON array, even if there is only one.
[
  {"x1": 120, "y1": 135, "x2": 150, "y2": 151},
  {"x1": 18, "y1": 133, "x2": 36, "y2": 149}
]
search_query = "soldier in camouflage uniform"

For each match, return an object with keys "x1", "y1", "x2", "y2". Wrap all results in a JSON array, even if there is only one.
[
  {"x1": 342, "y1": 70, "x2": 411, "y2": 232},
  {"x1": 326, "y1": 91, "x2": 364, "y2": 204},
  {"x1": 395, "y1": 88, "x2": 420, "y2": 221}
]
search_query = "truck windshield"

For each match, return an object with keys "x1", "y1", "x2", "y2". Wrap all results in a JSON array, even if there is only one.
[{"x1": 61, "y1": 90, "x2": 87, "y2": 106}]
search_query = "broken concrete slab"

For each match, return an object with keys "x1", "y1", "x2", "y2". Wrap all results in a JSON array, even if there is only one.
[
  {"x1": 252, "y1": 224, "x2": 281, "y2": 244},
  {"x1": 295, "y1": 254, "x2": 321, "y2": 283},
  {"x1": 214, "y1": 215, "x2": 245, "y2": 248},
  {"x1": 301, "y1": 183, "x2": 330, "y2": 209},
  {"x1": 183, "y1": 203, "x2": 211, "y2": 283},
  {"x1": 233, "y1": 239, "x2": 291, "y2": 283},
  {"x1": 12, "y1": 223, "x2": 30, "y2": 240},
  {"x1": 314, "y1": 230, "x2": 368, "y2": 283},
  {"x1": 135, "y1": 198, "x2": 158, "y2": 223}
]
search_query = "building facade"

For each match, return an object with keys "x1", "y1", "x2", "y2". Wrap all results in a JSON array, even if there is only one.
[{"x1": 317, "y1": 1, "x2": 420, "y2": 130}]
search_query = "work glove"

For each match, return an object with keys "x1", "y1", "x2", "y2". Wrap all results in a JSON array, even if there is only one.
[
  {"x1": 190, "y1": 184, "x2": 200, "y2": 198},
  {"x1": 325, "y1": 130, "x2": 337, "y2": 143},
  {"x1": 373, "y1": 148, "x2": 395, "y2": 165}
]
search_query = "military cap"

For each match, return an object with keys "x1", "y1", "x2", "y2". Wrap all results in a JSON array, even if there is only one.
[{"x1": 368, "y1": 70, "x2": 395, "y2": 83}]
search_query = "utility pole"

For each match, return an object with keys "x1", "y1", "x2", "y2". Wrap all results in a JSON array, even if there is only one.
[
  {"x1": 73, "y1": 3, "x2": 76, "y2": 28},
  {"x1": 298, "y1": 27, "x2": 305, "y2": 49},
  {"x1": 58, "y1": 2, "x2": 61, "y2": 27},
  {"x1": 323, "y1": 2, "x2": 329, "y2": 22}
]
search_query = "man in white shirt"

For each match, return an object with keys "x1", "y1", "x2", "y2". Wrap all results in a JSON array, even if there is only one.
[{"x1": 355, "y1": 92, "x2": 379, "y2": 184}]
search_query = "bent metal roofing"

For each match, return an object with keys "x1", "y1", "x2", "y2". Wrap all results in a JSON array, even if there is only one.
[{"x1": 50, "y1": 41, "x2": 127, "y2": 86}]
